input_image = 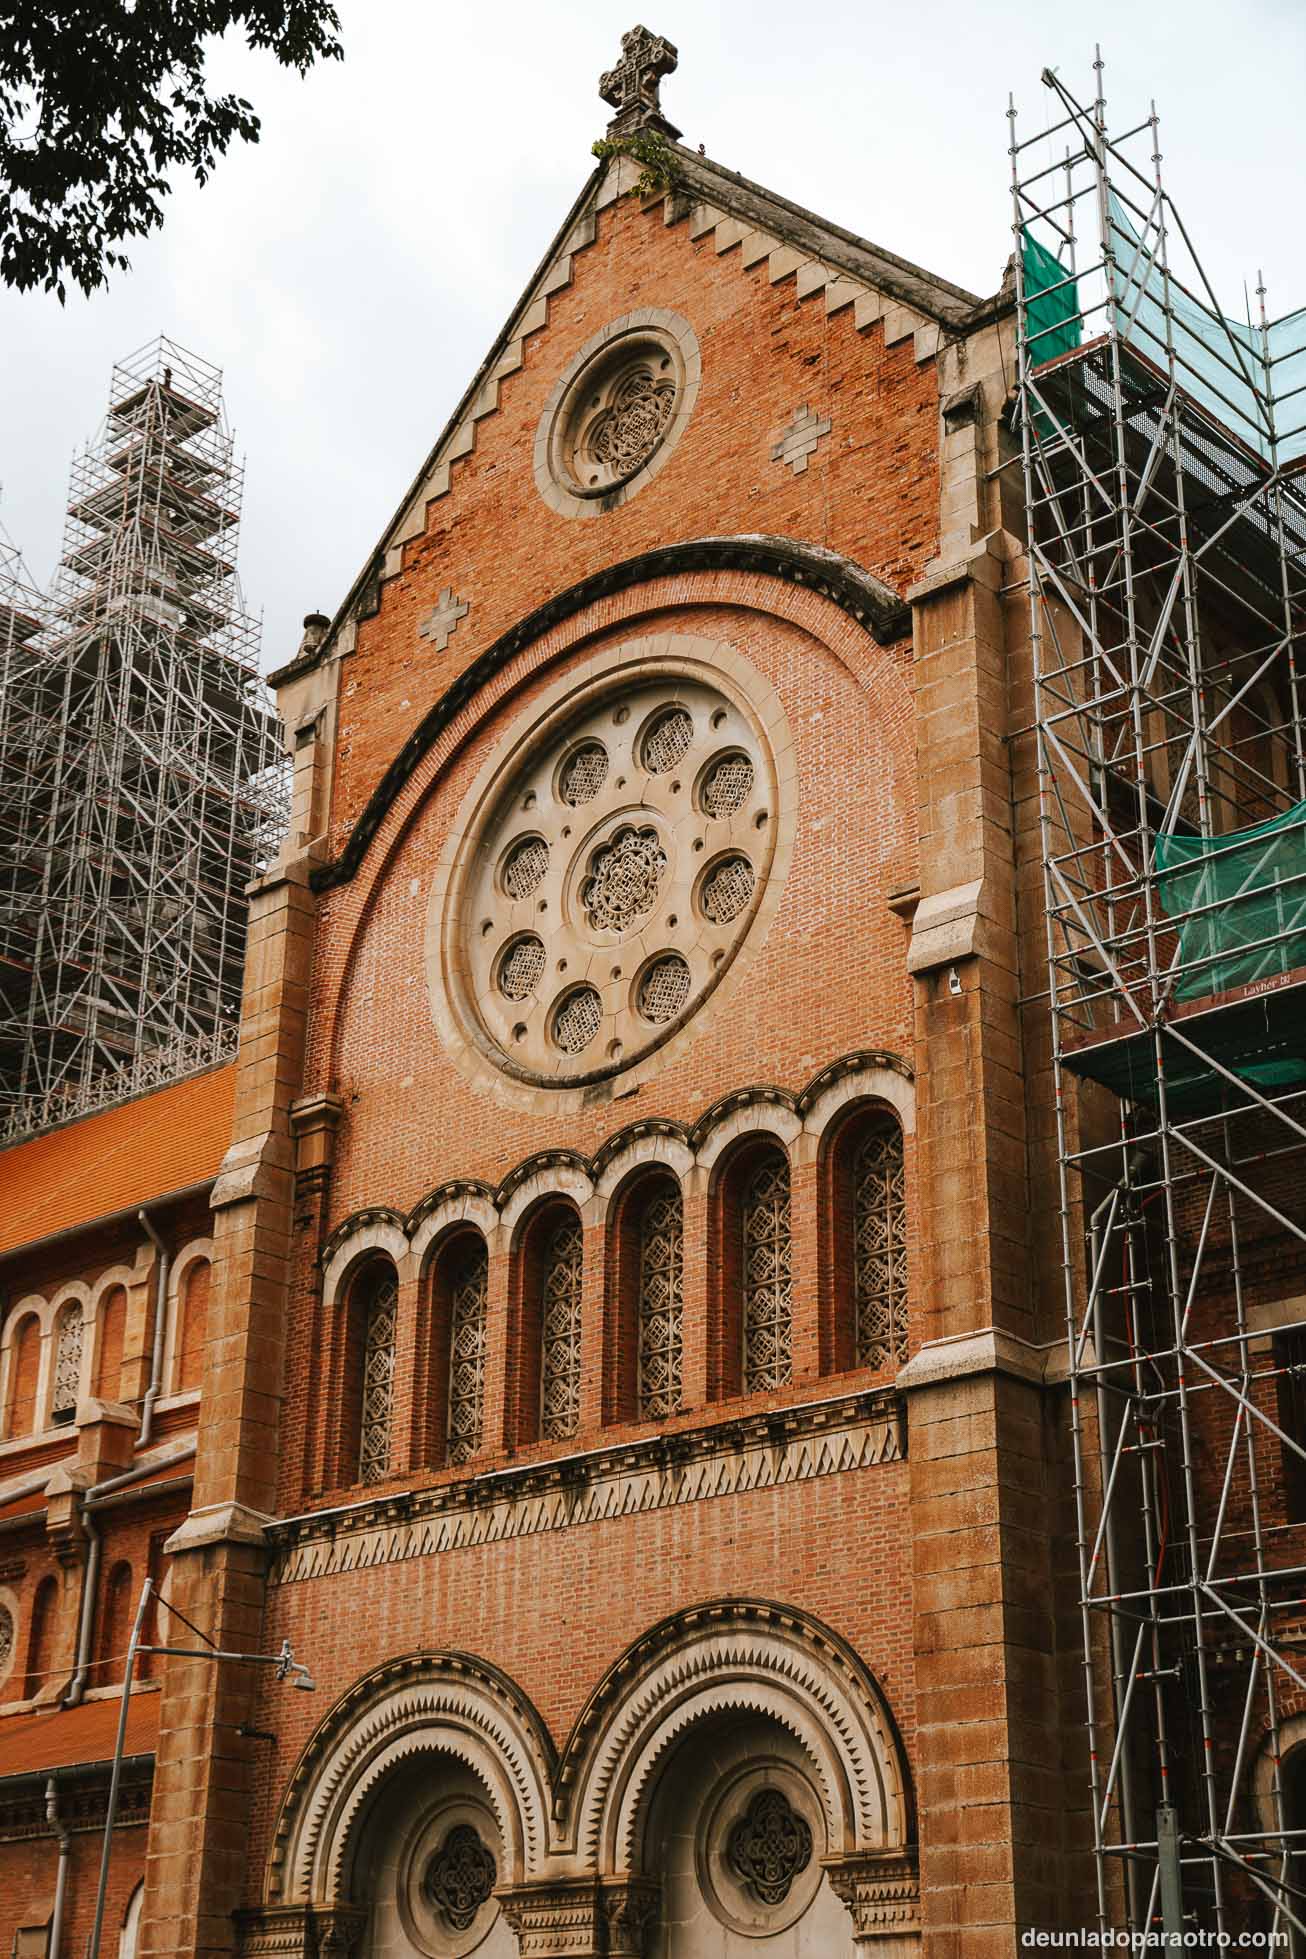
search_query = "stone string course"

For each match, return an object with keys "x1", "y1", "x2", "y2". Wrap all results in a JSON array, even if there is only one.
[{"x1": 269, "y1": 1390, "x2": 902, "y2": 1585}]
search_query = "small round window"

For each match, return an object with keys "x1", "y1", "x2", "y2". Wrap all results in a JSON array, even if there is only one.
[{"x1": 535, "y1": 310, "x2": 701, "y2": 519}]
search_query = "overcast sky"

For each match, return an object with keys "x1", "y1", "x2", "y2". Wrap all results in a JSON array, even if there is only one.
[{"x1": 1, "y1": 0, "x2": 1303, "y2": 674}]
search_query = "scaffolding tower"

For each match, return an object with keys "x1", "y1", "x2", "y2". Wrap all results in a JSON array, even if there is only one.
[
  {"x1": 0, "y1": 338, "x2": 288, "y2": 1144},
  {"x1": 1011, "y1": 58, "x2": 1306, "y2": 1942}
]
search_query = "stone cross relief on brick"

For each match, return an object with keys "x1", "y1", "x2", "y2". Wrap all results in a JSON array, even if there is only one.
[
  {"x1": 600, "y1": 24, "x2": 681, "y2": 138},
  {"x1": 417, "y1": 587, "x2": 469, "y2": 653},
  {"x1": 772, "y1": 405, "x2": 833, "y2": 475}
]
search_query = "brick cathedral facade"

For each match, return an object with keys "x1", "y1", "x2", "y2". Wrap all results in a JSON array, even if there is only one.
[{"x1": 2, "y1": 29, "x2": 1102, "y2": 1957}]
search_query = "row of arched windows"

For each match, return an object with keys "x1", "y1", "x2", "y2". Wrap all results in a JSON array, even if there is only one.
[
  {"x1": 1, "y1": 1256, "x2": 210, "y2": 1443},
  {"x1": 4, "y1": 1555, "x2": 147, "y2": 1708},
  {"x1": 334, "y1": 1108, "x2": 908, "y2": 1491}
]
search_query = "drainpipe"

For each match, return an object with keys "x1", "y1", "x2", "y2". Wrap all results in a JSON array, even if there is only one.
[
  {"x1": 46, "y1": 1775, "x2": 71, "y2": 1957},
  {"x1": 136, "y1": 1208, "x2": 169, "y2": 1449},
  {"x1": 64, "y1": 1506, "x2": 102, "y2": 1709},
  {"x1": 63, "y1": 1446, "x2": 195, "y2": 1710}
]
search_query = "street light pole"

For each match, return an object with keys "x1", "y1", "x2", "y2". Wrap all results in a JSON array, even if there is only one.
[{"x1": 86, "y1": 1577, "x2": 314, "y2": 1959}]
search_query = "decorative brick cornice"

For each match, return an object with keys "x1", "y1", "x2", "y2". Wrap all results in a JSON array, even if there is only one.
[
  {"x1": 267, "y1": 1389, "x2": 902, "y2": 1586},
  {"x1": 309, "y1": 537, "x2": 909, "y2": 894}
]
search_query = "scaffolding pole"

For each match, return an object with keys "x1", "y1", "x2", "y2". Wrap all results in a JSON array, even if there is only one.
[{"x1": 0, "y1": 337, "x2": 289, "y2": 1143}]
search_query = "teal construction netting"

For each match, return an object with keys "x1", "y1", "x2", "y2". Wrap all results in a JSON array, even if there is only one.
[
  {"x1": 1019, "y1": 209, "x2": 1306, "y2": 463},
  {"x1": 1156, "y1": 799, "x2": 1306, "y2": 1005},
  {"x1": 1020, "y1": 230, "x2": 1081, "y2": 364}
]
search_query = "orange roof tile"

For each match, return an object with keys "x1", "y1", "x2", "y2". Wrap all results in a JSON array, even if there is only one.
[
  {"x1": 0, "y1": 1691, "x2": 159, "y2": 1779},
  {"x1": 0, "y1": 1064, "x2": 234, "y2": 1260},
  {"x1": 0, "y1": 1485, "x2": 51, "y2": 1526}
]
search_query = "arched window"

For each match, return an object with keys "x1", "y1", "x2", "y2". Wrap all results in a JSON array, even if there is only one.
[
  {"x1": 95, "y1": 1560, "x2": 133, "y2": 1688},
  {"x1": 636, "y1": 1177, "x2": 683, "y2": 1419},
  {"x1": 540, "y1": 1218, "x2": 583, "y2": 1441},
  {"x1": 4, "y1": 1314, "x2": 41, "y2": 1438},
  {"x1": 25, "y1": 1574, "x2": 58, "y2": 1700},
  {"x1": 95, "y1": 1286, "x2": 127, "y2": 1402},
  {"x1": 50, "y1": 1303, "x2": 83, "y2": 1424},
  {"x1": 852, "y1": 1117, "x2": 908, "y2": 1370},
  {"x1": 357, "y1": 1271, "x2": 398, "y2": 1486},
  {"x1": 119, "y1": 1882, "x2": 144, "y2": 1959},
  {"x1": 742, "y1": 1152, "x2": 792, "y2": 1393},
  {"x1": 446, "y1": 1241, "x2": 488, "y2": 1466},
  {"x1": 176, "y1": 1259, "x2": 211, "y2": 1395}
]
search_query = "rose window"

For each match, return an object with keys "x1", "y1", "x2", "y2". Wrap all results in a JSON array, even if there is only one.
[
  {"x1": 437, "y1": 658, "x2": 783, "y2": 1091},
  {"x1": 583, "y1": 826, "x2": 666, "y2": 935},
  {"x1": 553, "y1": 336, "x2": 681, "y2": 497}
]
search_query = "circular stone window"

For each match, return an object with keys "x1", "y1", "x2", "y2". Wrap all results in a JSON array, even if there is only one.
[
  {"x1": 696, "y1": 1762, "x2": 826, "y2": 1938},
  {"x1": 396, "y1": 1794, "x2": 502, "y2": 1959},
  {"x1": 534, "y1": 310, "x2": 702, "y2": 519},
  {"x1": 428, "y1": 638, "x2": 793, "y2": 1105}
]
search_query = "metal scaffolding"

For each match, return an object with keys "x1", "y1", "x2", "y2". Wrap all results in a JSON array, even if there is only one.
[
  {"x1": 0, "y1": 338, "x2": 288, "y2": 1143},
  {"x1": 1011, "y1": 57, "x2": 1306, "y2": 1941}
]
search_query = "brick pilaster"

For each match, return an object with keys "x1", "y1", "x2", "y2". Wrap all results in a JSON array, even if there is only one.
[{"x1": 139, "y1": 850, "x2": 318, "y2": 1959}]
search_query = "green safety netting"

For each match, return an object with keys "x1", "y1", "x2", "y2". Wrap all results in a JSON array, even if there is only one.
[
  {"x1": 1155, "y1": 801, "x2": 1306, "y2": 1091},
  {"x1": 1020, "y1": 230, "x2": 1081, "y2": 364}
]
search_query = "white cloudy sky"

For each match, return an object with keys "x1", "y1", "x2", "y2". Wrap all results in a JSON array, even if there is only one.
[{"x1": 1, "y1": 0, "x2": 1303, "y2": 672}]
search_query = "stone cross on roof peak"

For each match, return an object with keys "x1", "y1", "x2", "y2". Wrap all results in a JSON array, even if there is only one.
[{"x1": 600, "y1": 25, "x2": 681, "y2": 141}]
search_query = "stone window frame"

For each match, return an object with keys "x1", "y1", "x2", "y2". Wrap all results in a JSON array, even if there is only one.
[
  {"x1": 0, "y1": 1297, "x2": 47, "y2": 1445},
  {"x1": 604, "y1": 1165, "x2": 687, "y2": 1426},
  {"x1": 820, "y1": 1102, "x2": 910, "y2": 1378},
  {"x1": 335, "y1": 1256, "x2": 402, "y2": 1490},
  {"x1": 425, "y1": 1226, "x2": 492, "y2": 1469},
  {"x1": 160, "y1": 1236, "x2": 216, "y2": 1405},
  {"x1": 533, "y1": 309, "x2": 702, "y2": 521},
  {"x1": 88, "y1": 1263, "x2": 137, "y2": 1409},
  {"x1": 704, "y1": 1126, "x2": 799, "y2": 1404},
  {"x1": 47, "y1": 1290, "x2": 90, "y2": 1428},
  {"x1": 425, "y1": 634, "x2": 796, "y2": 1120},
  {"x1": 23, "y1": 1573, "x2": 59, "y2": 1704},
  {"x1": 507, "y1": 1196, "x2": 586, "y2": 1450},
  {"x1": 358, "y1": 1274, "x2": 399, "y2": 1486}
]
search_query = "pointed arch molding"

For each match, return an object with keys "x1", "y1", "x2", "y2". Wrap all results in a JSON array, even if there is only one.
[
  {"x1": 310, "y1": 536, "x2": 908, "y2": 895},
  {"x1": 268, "y1": 1652, "x2": 555, "y2": 1905},
  {"x1": 264, "y1": 1605, "x2": 912, "y2": 1906}
]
